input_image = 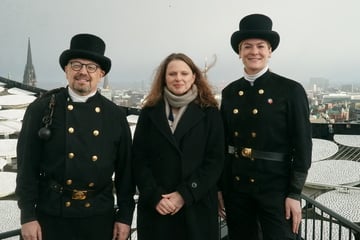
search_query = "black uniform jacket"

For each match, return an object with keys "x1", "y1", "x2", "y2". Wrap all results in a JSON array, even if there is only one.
[
  {"x1": 16, "y1": 87, "x2": 135, "y2": 225},
  {"x1": 132, "y1": 100, "x2": 224, "y2": 240},
  {"x1": 220, "y1": 71, "x2": 312, "y2": 198}
]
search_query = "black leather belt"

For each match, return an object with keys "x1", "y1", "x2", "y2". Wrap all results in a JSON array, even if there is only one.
[
  {"x1": 228, "y1": 146, "x2": 289, "y2": 162},
  {"x1": 48, "y1": 180, "x2": 99, "y2": 200}
]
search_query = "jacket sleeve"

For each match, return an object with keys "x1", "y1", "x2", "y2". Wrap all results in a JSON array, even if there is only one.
[
  {"x1": 132, "y1": 109, "x2": 168, "y2": 208},
  {"x1": 114, "y1": 109, "x2": 136, "y2": 225},
  {"x1": 287, "y1": 83, "x2": 312, "y2": 199},
  {"x1": 15, "y1": 100, "x2": 45, "y2": 224}
]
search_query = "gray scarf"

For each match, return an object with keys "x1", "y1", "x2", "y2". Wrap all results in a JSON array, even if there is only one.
[{"x1": 164, "y1": 85, "x2": 198, "y2": 132}]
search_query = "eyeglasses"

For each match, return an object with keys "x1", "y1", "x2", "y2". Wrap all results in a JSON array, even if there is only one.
[{"x1": 69, "y1": 61, "x2": 100, "y2": 73}]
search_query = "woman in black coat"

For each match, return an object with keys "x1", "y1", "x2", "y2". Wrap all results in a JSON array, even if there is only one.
[{"x1": 132, "y1": 53, "x2": 224, "y2": 240}]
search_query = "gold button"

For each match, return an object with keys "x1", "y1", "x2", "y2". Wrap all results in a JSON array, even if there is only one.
[
  {"x1": 251, "y1": 132, "x2": 256, "y2": 138},
  {"x1": 67, "y1": 105, "x2": 74, "y2": 111},
  {"x1": 235, "y1": 176, "x2": 240, "y2": 181},
  {"x1": 68, "y1": 127, "x2": 74, "y2": 134},
  {"x1": 92, "y1": 155, "x2": 98, "y2": 162},
  {"x1": 258, "y1": 89, "x2": 264, "y2": 94},
  {"x1": 84, "y1": 202, "x2": 91, "y2": 208},
  {"x1": 65, "y1": 201, "x2": 71, "y2": 207},
  {"x1": 238, "y1": 90, "x2": 244, "y2": 96},
  {"x1": 95, "y1": 107, "x2": 101, "y2": 113},
  {"x1": 250, "y1": 178, "x2": 255, "y2": 183},
  {"x1": 233, "y1": 108, "x2": 239, "y2": 114},
  {"x1": 68, "y1": 152, "x2": 75, "y2": 159},
  {"x1": 93, "y1": 130, "x2": 99, "y2": 136},
  {"x1": 252, "y1": 109, "x2": 258, "y2": 115},
  {"x1": 66, "y1": 179, "x2": 72, "y2": 185},
  {"x1": 234, "y1": 131, "x2": 239, "y2": 137},
  {"x1": 88, "y1": 182, "x2": 95, "y2": 187}
]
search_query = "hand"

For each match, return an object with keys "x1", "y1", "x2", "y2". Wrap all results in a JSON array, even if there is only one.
[
  {"x1": 155, "y1": 195, "x2": 177, "y2": 215},
  {"x1": 217, "y1": 191, "x2": 226, "y2": 219},
  {"x1": 21, "y1": 220, "x2": 42, "y2": 240},
  {"x1": 285, "y1": 197, "x2": 302, "y2": 234},
  {"x1": 112, "y1": 222, "x2": 130, "y2": 240},
  {"x1": 157, "y1": 191, "x2": 185, "y2": 215}
]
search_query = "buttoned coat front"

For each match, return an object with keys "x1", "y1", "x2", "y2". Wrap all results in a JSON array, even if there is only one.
[
  {"x1": 220, "y1": 70, "x2": 312, "y2": 196},
  {"x1": 16, "y1": 87, "x2": 135, "y2": 226},
  {"x1": 133, "y1": 100, "x2": 224, "y2": 240}
]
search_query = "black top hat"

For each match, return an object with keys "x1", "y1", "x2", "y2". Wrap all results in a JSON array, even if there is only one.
[
  {"x1": 59, "y1": 33, "x2": 111, "y2": 74},
  {"x1": 230, "y1": 14, "x2": 280, "y2": 54}
]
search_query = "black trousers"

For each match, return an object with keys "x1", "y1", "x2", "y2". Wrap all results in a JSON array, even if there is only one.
[
  {"x1": 36, "y1": 211, "x2": 115, "y2": 240},
  {"x1": 224, "y1": 190, "x2": 297, "y2": 240}
]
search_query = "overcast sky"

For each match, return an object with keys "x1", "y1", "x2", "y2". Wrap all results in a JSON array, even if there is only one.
[{"x1": 1, "y1": 0, "x2": 359, "y2": 91}]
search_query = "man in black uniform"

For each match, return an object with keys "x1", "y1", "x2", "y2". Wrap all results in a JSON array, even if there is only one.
[
  {"x1": 16, "y1": 33, "x2": 135, "y2": 240},
  {"x1": 218, "y1": 14, "x2": 312, "y2": 239}
]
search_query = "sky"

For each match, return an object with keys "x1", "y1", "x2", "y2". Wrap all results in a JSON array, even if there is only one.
[{"x1": 1, "y1": 0, "x2": 359, "y2": 91}]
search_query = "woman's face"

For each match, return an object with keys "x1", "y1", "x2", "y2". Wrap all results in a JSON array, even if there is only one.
[
  {"x1": 239, "y1": 38, "x2": 272, "y2": 75},
  {"x1": 165, "y1": 59, "x2": 195, "y2": 95}
]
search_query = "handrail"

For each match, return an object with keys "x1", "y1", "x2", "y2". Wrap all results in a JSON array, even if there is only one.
[
  {"x1": 0, "y1": 229, "x2": 20, "y2": 239},
  {"x1": 2, "y1": 194, "x2": 359, "y2": 239},
  {"x1": 301, "y1": 194, "x2": 360, "y2": 233}
]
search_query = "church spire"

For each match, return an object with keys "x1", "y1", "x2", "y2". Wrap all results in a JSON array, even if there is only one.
[{"x1": 23, "y1": 38, "x2": 37, "y2": 87}]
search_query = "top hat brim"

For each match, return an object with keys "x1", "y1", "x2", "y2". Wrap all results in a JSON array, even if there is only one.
[
  {"x1": 230, "y1": 30, "x2": 280, "y2": 54},
  {"x1": 59, "y1": 49, "x2": 111, "y2": 75}
]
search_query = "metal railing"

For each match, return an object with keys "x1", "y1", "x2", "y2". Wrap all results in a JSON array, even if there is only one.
[{"x1": 3, "y1": 193, "x2": 359, "y2": 240}]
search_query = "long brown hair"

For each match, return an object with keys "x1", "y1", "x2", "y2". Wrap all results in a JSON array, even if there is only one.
[{"x1": 143, "y1": 53, "x2": 218, "y2": 108}]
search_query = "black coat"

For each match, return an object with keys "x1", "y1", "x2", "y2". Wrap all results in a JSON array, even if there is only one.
[
  {"x1": 16, "y1": 87, "x2": 135, "y2": 225},
  {"x1": 220, "y1": 71, "x2": 312, "y2": 197},
  {"x1": 132, "y1": 100, "x2": 224, "y2": 240}
]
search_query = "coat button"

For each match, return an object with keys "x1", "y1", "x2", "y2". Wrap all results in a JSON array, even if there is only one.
[
  {"x1": 65, "y1": 201, "x2": 71, "y2": 207},
  {"x1": 251, "y1": 132, "x2": 256, "y2": 138},
  {"x1": 252, "y1": 109, "x2": 258, "y2": 115},
  {"x1": 258, "y1": 89, "x2": 264, "y2": 94},
  {"x1": 95, "y1": 107, "x2": 101, "y2": 113},
  {"x1": 93, "y1": 130, "x2": 99, "y2": 136},
  {"x1": 191, "y1": 182, "x2": 198, "y2": 188},
  {"x1": 88, "y1": 182, "x2": 95, "y2": 187},
  {"x1": 233, "y1": 108, "x2": 239, "y2": 114},
  {"x1": 250, "y1": 178, "x2": 255, "y2": 183},
  {"x1": 68, "y1": 152, "x2": 75, "y2": 159},
  {"x1": 92, "y1": 155, "x2": 98, "y2": 162},
  {"x1": 68, "y1": 127, "x2": 74, "y2": 134},
  {"x1": 66, "y1": 179, "x2": 72, "y2": 185},
  {"x1": 84, "y1": 202, "x2": 91, "y2": 208},
  {"x1": 67, "y1": 104, "x2": 74, "y2": 111},
  {"x1": 238, "y1": 90, "x2": 244, "y2": 96},
  {"x1": 234, "y1": 176, "x2": 240, "y2": 181}
]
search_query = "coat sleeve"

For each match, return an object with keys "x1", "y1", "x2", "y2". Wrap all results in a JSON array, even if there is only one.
[
  {"x1": 287, "y1": 83, "x2": 312, "y2": 199},
  {"x1": 176, "y1": 107, "x2": 225, "y2": 205},
  {"x1": 15, "y1": 100, "x2": 45, "y2": 224},
  {"x1": 132, "y1": 109, "x2": 168, "y2": 208},
  {"x1": 114, "y1": 109, "x2": 136, "y2": 225}
]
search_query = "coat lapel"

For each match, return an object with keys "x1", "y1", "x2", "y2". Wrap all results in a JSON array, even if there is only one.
[
  {"x1": 148, "y1": 101, "x2": 179, "y2": 149},
  {"x1": 173, "y1": 102, "x2": 204, "y2": 141}
]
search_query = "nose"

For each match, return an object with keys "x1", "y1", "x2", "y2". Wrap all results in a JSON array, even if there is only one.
[
  {"x1": 174, "y1": 73, "x2": 181, "y2": 80},
  {"x1": 79, "y1": 64, "x2": 88, "y2": 73}
]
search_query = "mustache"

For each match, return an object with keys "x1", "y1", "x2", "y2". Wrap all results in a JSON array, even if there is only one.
[{"x1": 74, "y1": 73, "x2": 90, "y2": 80}]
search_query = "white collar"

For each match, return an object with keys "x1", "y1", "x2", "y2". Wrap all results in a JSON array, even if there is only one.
[
  {"x1": 68, "y1": 87, "x2": 97, "y2": 102},
  {"x1": 243, "y1": 66, "x2": 269, "y2": 86}
]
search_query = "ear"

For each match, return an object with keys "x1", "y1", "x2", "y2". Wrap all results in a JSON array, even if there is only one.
[{"x1": 100, "y1": 70, "x2": 105, "y2": 78}]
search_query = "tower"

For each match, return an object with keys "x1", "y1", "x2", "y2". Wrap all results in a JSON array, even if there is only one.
[{"x1": 23, "y1": 38, "x2": 37, "y2": 87}]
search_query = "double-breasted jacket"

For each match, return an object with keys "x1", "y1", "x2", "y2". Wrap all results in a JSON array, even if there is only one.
[
  {"x1": 16, "y1": 87, "x2": 135, "y2": 225},
  {"x1": 220, "y1": 71, "x2": 312, "y2": 197}
]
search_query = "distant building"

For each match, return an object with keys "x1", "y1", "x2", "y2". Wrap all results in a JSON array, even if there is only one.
[
  {"x1": 308, "y1": 77, "x2": 329, "y2": 92},
  {"x1": 23, "y1": 38, "x2": 37, "y2": 87}
]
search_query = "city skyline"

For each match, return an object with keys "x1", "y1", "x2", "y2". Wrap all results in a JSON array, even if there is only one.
[{"x1": 1, "y1": 0, "x2": 360, "y2": 91}]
